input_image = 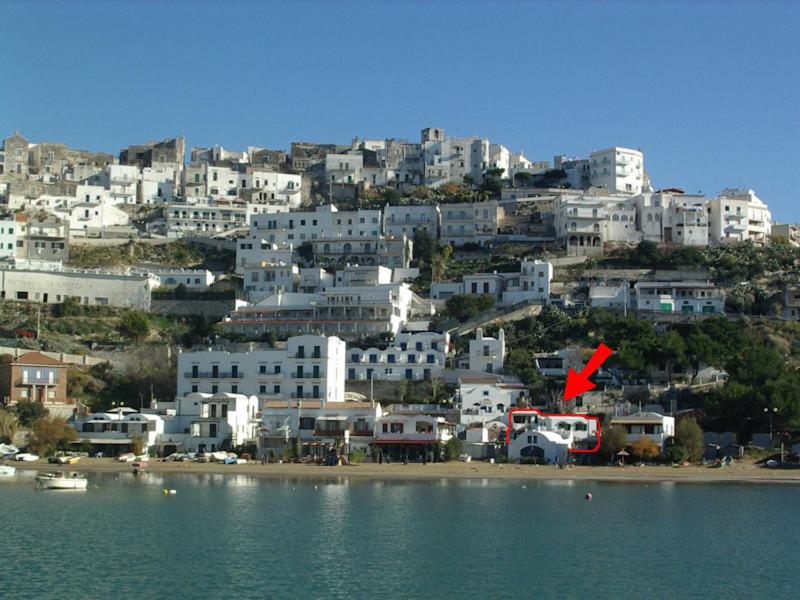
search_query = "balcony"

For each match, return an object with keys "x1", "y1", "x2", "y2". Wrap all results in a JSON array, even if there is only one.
[
  {"x1": 314, "y1": 427, "x2": 347, "y2": 437},
  {"x1": 184, "y1": 371, "x2": 244, "y2": 379},
  {"x1": 291, "y1": 372, "x2": 322, "y2": 379},
  {"x1": 17, "y1": 377, "x2": 57, "y2": 385}
]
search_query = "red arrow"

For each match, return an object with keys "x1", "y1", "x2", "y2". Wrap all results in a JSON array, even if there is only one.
[{"x1": 563, "y1": 343, "x2": 613, "y2": 401}]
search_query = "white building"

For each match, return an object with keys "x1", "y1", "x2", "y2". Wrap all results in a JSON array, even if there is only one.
[
  {"x1": 634, "y1": 191, "x2": 709, "y2": 246},
  {"x1": 0, "y1": 218, "x2": 18, "y2": 258},
  {"x1": 589, "y1": 284, "x2": 627, "y2": 310},
  {"x1": 56, "y1": 202, "x2": 130, "y2": 237},
  {"x1": 430, "y1": 259, "x2": 553, "y2": 306},
  {"x1": 469, "y1": 328, "x2": 505, "y2": 375},
  {"x1": 383, "y1": 204, "x2": 439, "y2": 239},
  {"x1": 0, "y1": 266, "x2": 159, "y2": 309},
  {"x1": 221, "y1": 283, "x2": 433, "y2": 340},
  {"x1": 147, "y1": 268, "x2": 215, "y2": 289},
  {"x1": 589, "y1": 147, "x2": 644, "y2": 195},
  {"x1": 165, "y1": 198, "x2": 251, "y2": 237},
  {"x1": 439, "y1": 201, "x2": 501, "y2": 246},
  {"x1": 707, "y1": 189, "x2": 771, "y2": 245},
  {"x1": 458, "y1": 377, "x2": 526, "y2": 427},
  {"x1": 151, "y1": 392, "x2": 260, "y2": 454},
  {"x1": 506, "y1": 409, "x2": 598, "y2": 463},
  {"x1": 249, "y1": 204, "x2": 383, "y2": 246},
  {"x1": 178, "y1": 335, "x2": 346, "y2": 404},
  {"x1": 608, "y1": 411, "x2": 675, "y2": 448},
  {"x1": 634, "y1": 281, "x2": 724, "y2": 314},
  {"x1": 259, "y1": 399, "x2": 382, "y2": 457},
  {"x1": 347, "y1": 331, "x2": 450, "y2": 381},
  {"x1": 73, "y1": 410, "x2": 164, "y2": 454}
]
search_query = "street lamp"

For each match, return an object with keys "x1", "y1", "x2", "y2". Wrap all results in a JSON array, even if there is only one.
[{"x1": 764, "y1": 407, "x2": 778, "y2": 446}]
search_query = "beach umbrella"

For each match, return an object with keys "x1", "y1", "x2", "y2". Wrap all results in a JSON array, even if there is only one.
[{"x1": 616, "y1": 449, "x2": 629, "y2": 465}]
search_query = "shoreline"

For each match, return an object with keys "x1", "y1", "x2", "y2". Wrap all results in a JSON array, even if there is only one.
[{"x1": 11, "y1": 458, "x2": 800, "y2": 485}]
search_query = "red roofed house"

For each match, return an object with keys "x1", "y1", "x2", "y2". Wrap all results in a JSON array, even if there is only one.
[{"x1": 0, "y1": 351, "x2": 69, "y2": 406}]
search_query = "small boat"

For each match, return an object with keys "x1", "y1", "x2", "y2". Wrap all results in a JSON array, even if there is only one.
[
  {"x1": 117, "y1": 453, "x2": 136, "y2": 462},
  {"x1": 55, "y1": 455, "x2": 81, "y2": 465},
  {"x1": 0, "y1": 465, "x2": 15, "y2": 476},
  {"x1": 14, "y1": 453, "x2": 39, "y2": 462},
  {"x1": 0, "y1": 443, "x2": 19, "y2": 458},
  {"x1": 210, "y1": 451, "x2": 229, "y2": 462},
  {"x1": 222, "y1": 456, "x2": 237, "y2": 465},
  {"x1": 36, "y1": 472, "x2": 88, "y2": 490}
]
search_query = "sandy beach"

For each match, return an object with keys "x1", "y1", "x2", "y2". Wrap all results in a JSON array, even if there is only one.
[{"x1": 15, "y1": 457, "x2": 800, "y2": 484}]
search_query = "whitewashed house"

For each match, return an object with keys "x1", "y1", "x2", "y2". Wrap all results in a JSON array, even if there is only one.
[
  {"x1": 608, "y1": 412, "x2": 675, "y2": 448},
  {"x1": 707, "y1": 189, "x2": 771, "y2": 245},
  {"x1": 458, "y1": 377, "x2": 526, "y2": 426},
  {"x1": 469, "y1": 328, "x2": 505, "y2": 375},
  {"x1": 383, "y1": 204, "x2": 439, "y2": 239},
  {"x1": 347, "y1": 331, "x2": 450, "y2": 381},
  {"x1": 178, "y1": 335, "x2": 346, "y2": 404},
  {"x1": 634, "y1": 281, "x2": 724, "y2": 314},
  {"x1": 589, "y1": 147, "x2": 645, "y2": 195},
  {"x1": 73, "y1": 410, "x2": 164, "y2": 454},
  {"x1": 506, "y1": 410, "x2": 598, "y2": 463}
]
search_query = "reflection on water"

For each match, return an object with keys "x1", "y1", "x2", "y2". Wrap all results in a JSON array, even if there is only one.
[{"x1": 0, "y1": 472, "x2": 796, "y2": 599}]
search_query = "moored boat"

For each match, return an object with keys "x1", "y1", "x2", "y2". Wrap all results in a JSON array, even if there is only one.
[
  {"x1": 36, "y1": 472, "x2": 88, "y2": 490},
  {"x1": 14, "y1": 453, "x2": 39, "y2": 462}
]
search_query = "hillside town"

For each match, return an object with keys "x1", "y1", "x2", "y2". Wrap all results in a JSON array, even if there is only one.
[{"x1": 0, "y1": 127, "x2": 798, "y2": 467}]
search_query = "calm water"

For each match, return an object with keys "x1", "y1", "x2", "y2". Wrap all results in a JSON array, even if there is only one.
[{"x1": 0, "y1": 471, "x2": 797, "y2": 599}]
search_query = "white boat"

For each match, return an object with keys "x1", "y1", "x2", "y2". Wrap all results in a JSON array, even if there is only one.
[
  {"x1": 0, "y1": 443, "x2": 19, "y2": 457},
  {"x1": 210, "y1": 451, "x2": 229, "y2": 462},
  {"x1": 117, "y1": 453, "x2": 136, "y2": 462},
  {"x1": 14, "y1": 453, "x2": 39, "y2": 462},
  {"x1": 0, "y1": 465, "x2": 15, "y2": 476},
  {"x1": 36, "y1": 472, "x2": 88, "y2": 490}
]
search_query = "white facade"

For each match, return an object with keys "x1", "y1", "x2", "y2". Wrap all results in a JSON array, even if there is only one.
[
  {"x1": 0, "y1": 266, "x2": 158, "y2": 309},
  {"x1": 74, "y1": 411, "x2": 164, "y2": 451},
  {"x1": 148, "y1": 269, "x2": 215, "y2": 289},
  {"x1": 469, "y1": 328, "x2": 505, "y2": 375},
  {"x1": 430, "y1": 260, "x2": 553, "y2": 306},
  {"x1": 178, "y1": 335, "x2": 346, "y2": 404},
  {"x1": 589, "y1": 147, "x2": 644, "y2": 195},
  {"x1": 0, "y1": 219, "x2": 18, "y2": 258},
  {"x1": 57, "y1": 202, "x2": 130, "y2": 237},
  {"x1": 347, "y1": 331, "x2": 450, "y2": 381},
  {"x1": 707, "y1": 189, "x2": 771, "y2": 245},
  {"x1": 458, "y1": 378, "x2": 526, "y2": 426},
  {"x1": 222, "y1": 283, "x2": 433, "y2": 340},
  {"x1": 634, "y1": 281, "x2": 724, "y2": 314},
  {"x1": 634, "y1": 191, "x2": 709, "y2": 246},
  {"x1": 383, "y1": 204, "x2": 439, "y2": 238},
  {"x1": 373, "y1": 413, "x2": 454, "y2": 444},
  {"x1": 420, "y1": 128, "x2": 489, "y2": 187},
  {"x1": 152, "y1": 392, "x2": 260, "y2": 452},
  {"x1": 506, "y1": 410, "x2": 598, "y2": 463},
  {"x1": 439, "y1": 201, "x2": 501, "y2": 246},
  {"x1": 260, "y1": 399, "x2": 382, "y2": 455},
  {"x1": 609, "y1": 411, "x2": 675, "y2": 448},
  {"x1": 165, "y1": 198, "x2": 251, "y2": 236}
]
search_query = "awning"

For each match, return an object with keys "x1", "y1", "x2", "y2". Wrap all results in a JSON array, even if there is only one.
[{"x1": 317, "y1": 416, "x2": 348, "y2": 421}]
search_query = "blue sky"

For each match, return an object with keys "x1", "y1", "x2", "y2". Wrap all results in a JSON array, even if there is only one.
[{"x1": 1, "y1": 1, "x2": 798, "y2": 220}]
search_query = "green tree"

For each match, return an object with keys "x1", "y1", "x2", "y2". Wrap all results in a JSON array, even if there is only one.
[
  {"x1": 685, "y1": 331, "x2": 718, "y2": 381},
  {"x1": 600, "y1": 424, "x2": 628, "y2": 459},
  {"x1": 674, "y1": 418, "x2": 704, "y2": 462},
  {"x1": 296, "y1": 241, "x2": 314, "y2": 264},
  {"x1": 28, "y1": 416, "x2": 77, "y2": 456},
  {"x1": 412, "y1": 229, "x2": 437, "y2": 266},
  {"x1": 13, "y1": 401, "x2": 48, "y2": 427},
  {"x1": 119, "y1": 310, "x2": 150, "y2": 341},
  {"x1": 0, "y1": 409, "x2": 19, "y2": 443},
  {"x1": 444, "y1": 436, "x2": 464, "y2": 461},
  {"x1": 130, "y1": 433, "x2": 145, "y2": 456}
]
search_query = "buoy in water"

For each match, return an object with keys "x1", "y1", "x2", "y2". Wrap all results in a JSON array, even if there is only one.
[
  {"x1": 162, "y1": 489, "x2": 177, "y2": 495},
  {"x1": 585, "y1": 492, "x2": 593, "y2": 501}
]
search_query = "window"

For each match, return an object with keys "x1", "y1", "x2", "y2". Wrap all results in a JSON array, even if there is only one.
[
  {"x1": 299, "y1": 417, "x2": 315, "y2": 430},
  {"x1": 390, "y1": 423, "x2": 404, "y2": 434},
  {"x1": 415, "y1": 421, "x2": 433, "y2": 433},
  {"x1": 211, "y1": 385, "x2": 218, "y2": 393},
  {"x1": 274, "y1": 365, "x2": 281, "y2": 374}
]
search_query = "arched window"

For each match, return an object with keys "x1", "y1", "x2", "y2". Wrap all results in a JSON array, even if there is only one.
[
  {"x1": 570, "y1": 222, "x2": 577, "y2": 231},
  {"x1": 592, "y1": 209, "x2": 598, "y2": 217},
  {"x1": 593, "y1": 224, "x2": 600, "y2": 232},
  {"x1": 343, "y1": 242, "x2": 352, "y2": 254}
]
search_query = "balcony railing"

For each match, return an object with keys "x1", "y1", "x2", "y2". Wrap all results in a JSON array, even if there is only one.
[
  {"x1": 314, "y1": 428, "x2": 347, "y2": 437},
  {"x1": 184, "y1": 371, "x2": 244, "y2": 379},
  {"x1": 17, "y1": 377, "x2": 57, "y2": 385},
  {"x1": 291, "y1": 372, "x2": 322, "y2": 379}
]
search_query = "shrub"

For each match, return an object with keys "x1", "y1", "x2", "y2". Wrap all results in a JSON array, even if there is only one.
[
  {"x1": 664, "y1": 444, "x2": 689, "y2": 464},
  {"x1": 444, "y1": 437, "x2": 464, "y2": 461},
  {"x1": 630, "y1": 436, "x2": 660, "y2": 461},
  {"x1": 0, "y1": 410, "x2": 19, "y2": 444},
  {"x1": 130, "y1": 434, "x2": 145, "y2": 456},
  {"x1": 28, "y1": 416, "x2": 77, "y2": 456},
  {"x1": 675, "y1": 418, "x2": 704, "y2": 462},
  {"x1": 13, "y1": 401, "x2": 49, "y2": 427},
  {"x1": 118, "y1": 310, "x2": 150, "y2": 341},
  {"x1": 349, "y1": 448, "x2": 366, "y2": 464}
]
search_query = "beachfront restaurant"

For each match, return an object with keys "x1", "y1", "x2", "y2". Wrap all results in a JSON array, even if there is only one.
[{"x1": 371, "y1": 414, "x2": 455, "y2": 462}]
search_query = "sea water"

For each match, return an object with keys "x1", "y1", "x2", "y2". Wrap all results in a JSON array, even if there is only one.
[{"x1": 0, "y1": 470, "x2": 797, "y2": 599}]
